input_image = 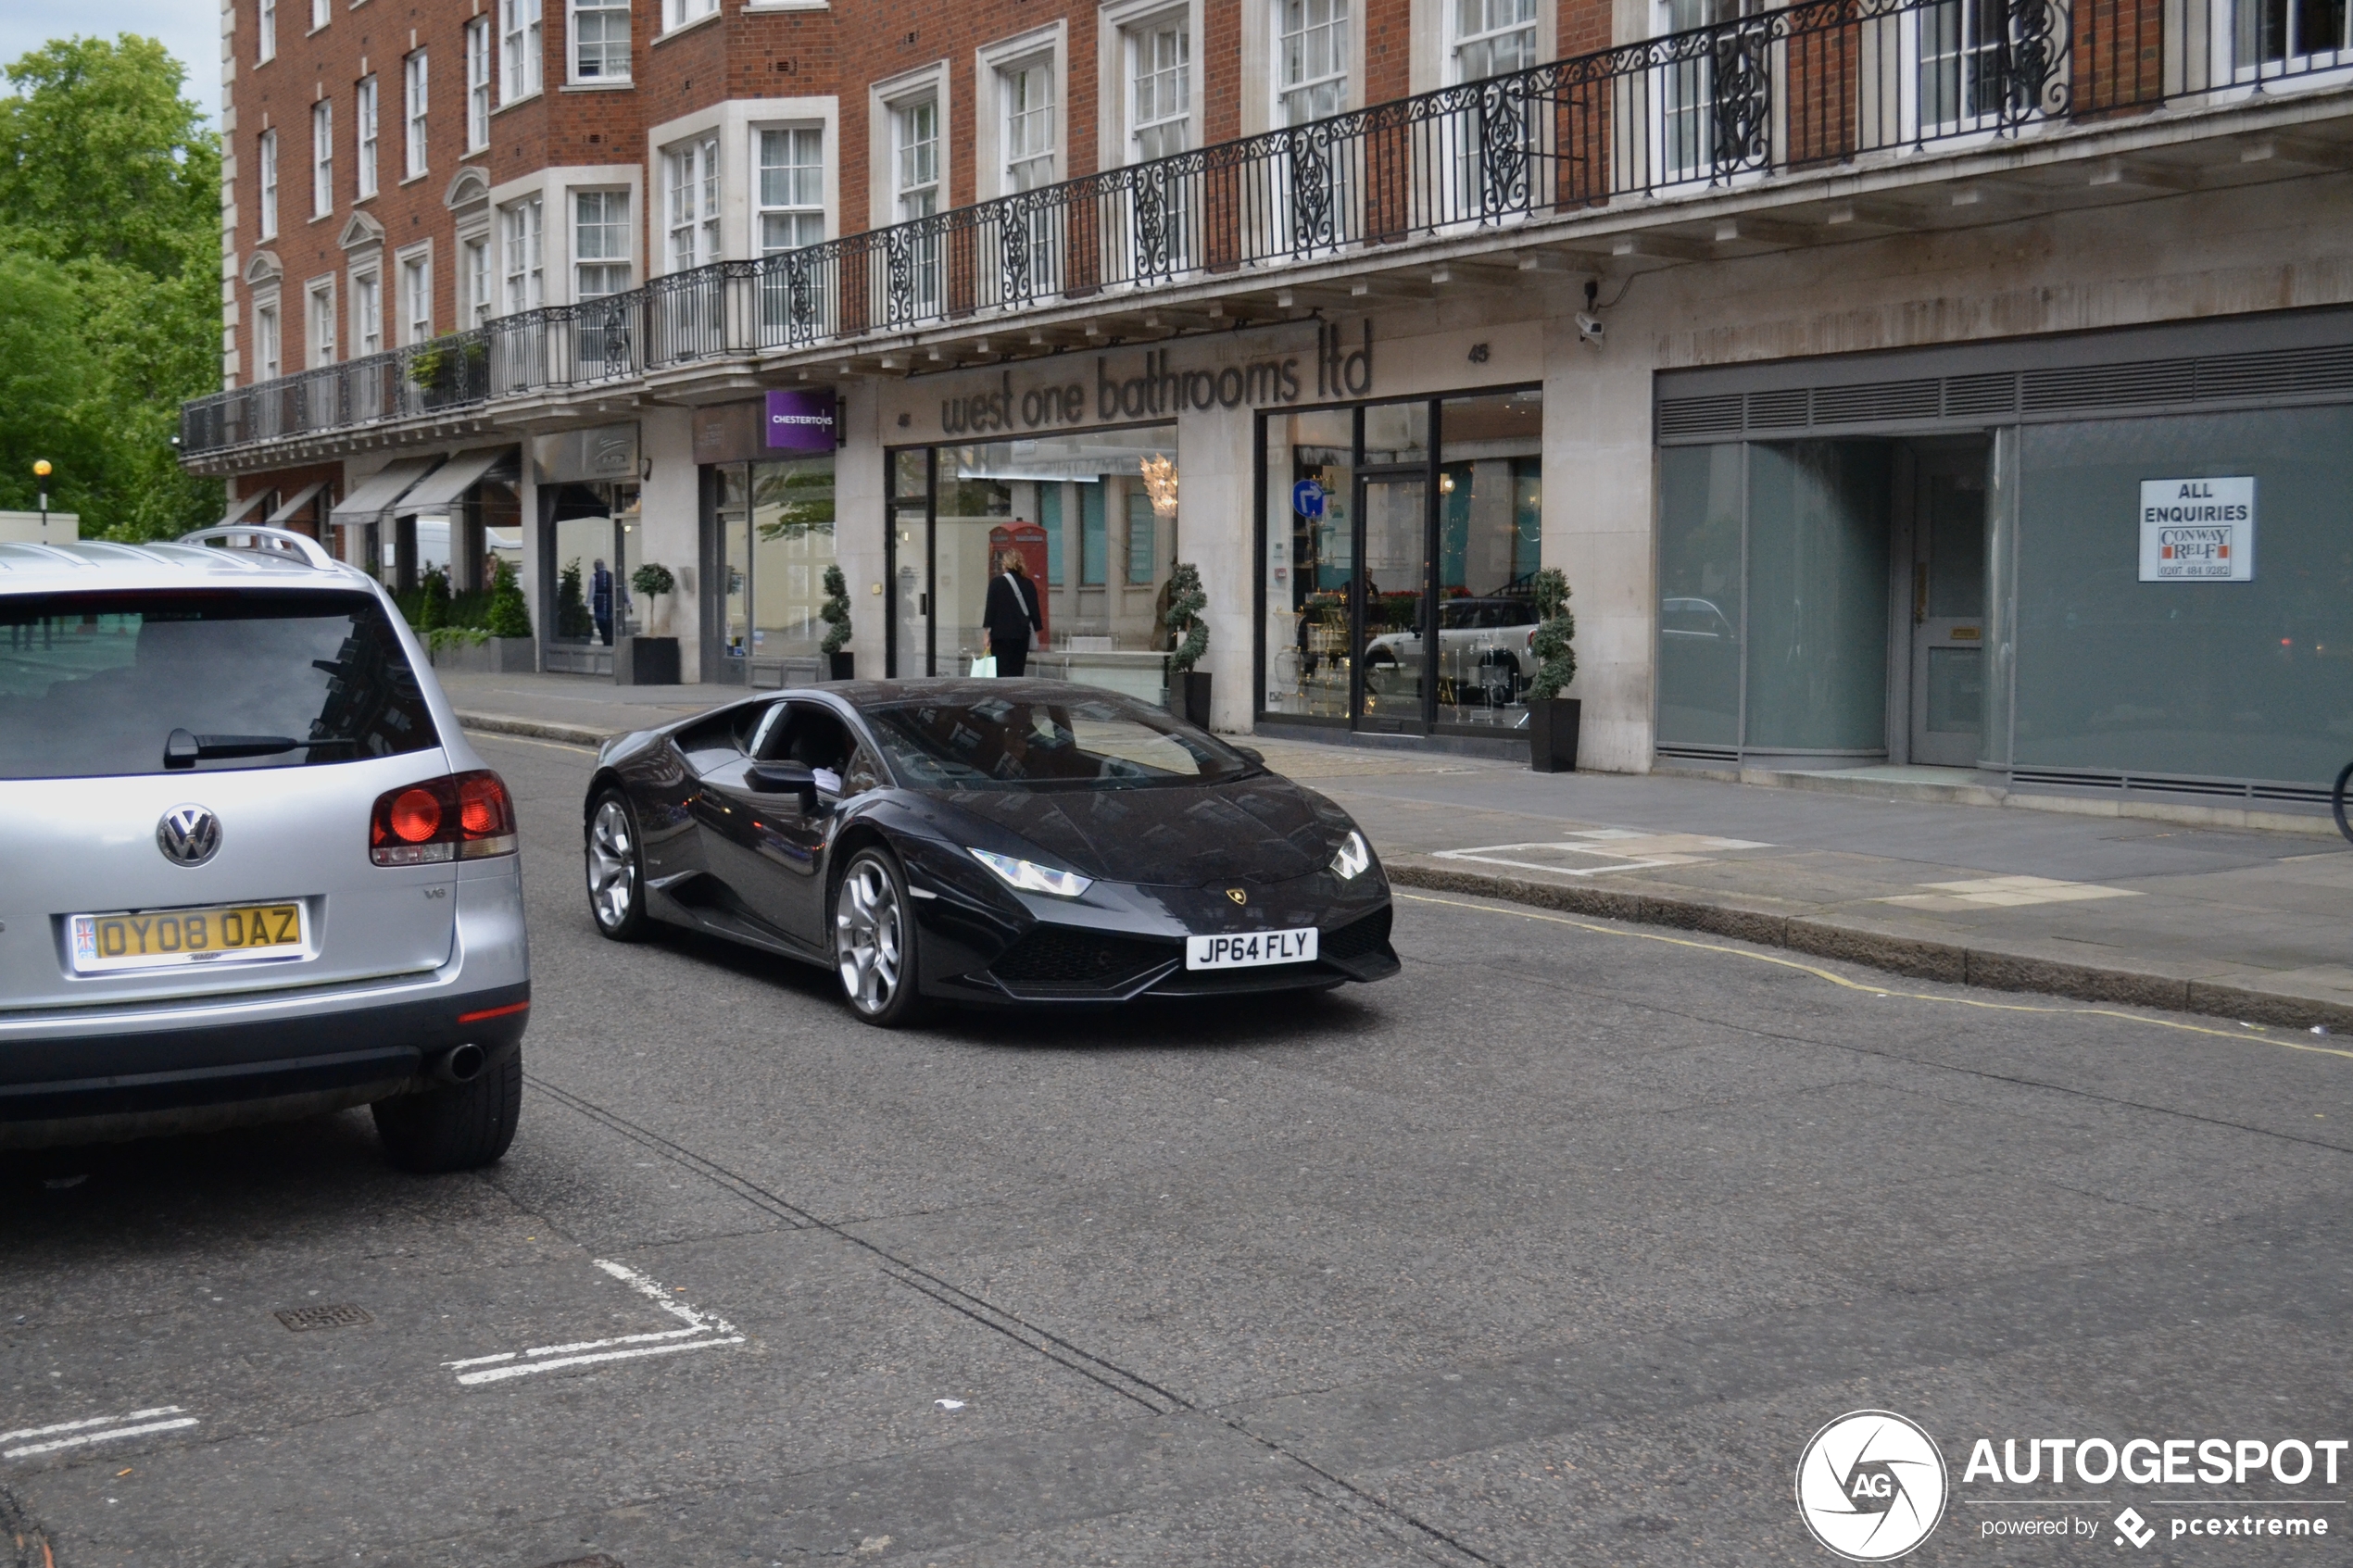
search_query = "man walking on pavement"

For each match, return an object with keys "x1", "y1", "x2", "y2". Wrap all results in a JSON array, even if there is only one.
[{"x1": 982, "y1": 548, "x2": 1045, "y2": 678}]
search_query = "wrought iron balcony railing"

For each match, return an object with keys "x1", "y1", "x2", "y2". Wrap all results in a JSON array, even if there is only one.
[{"x1": 182, "y1": 0, "x2": 2350, "y2": 458}]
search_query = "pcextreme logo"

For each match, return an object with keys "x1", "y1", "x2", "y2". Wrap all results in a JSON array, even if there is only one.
[{"x1": 1796, "y1": 1411, "x2": 1951, "y2": 1562}]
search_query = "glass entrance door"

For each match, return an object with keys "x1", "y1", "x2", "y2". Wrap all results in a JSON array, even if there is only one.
[
  {"x1": 1908, "y1": 445, "x2": 1989, "y2": 768},
  {"x1": 1353, "y1": 473, "x2": 1430, "y2": 734}
]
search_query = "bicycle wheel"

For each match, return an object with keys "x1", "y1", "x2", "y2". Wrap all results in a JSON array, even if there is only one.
[{"x1": 2335, "y1": 759, "x2": 2353, "y2": 847}]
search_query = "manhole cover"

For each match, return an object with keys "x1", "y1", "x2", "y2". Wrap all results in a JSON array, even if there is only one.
[
  {"x1": 535, "y1": 1558, "x2": 625, "y2": 1568},
  {"x1": 274, "y1": 1304, "x2": 373, "y2": 1331}
]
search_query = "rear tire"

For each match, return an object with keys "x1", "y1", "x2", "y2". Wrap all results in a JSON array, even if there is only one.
[
  {"x1": 834, "y1": 847, "x2": 926, "y2": 1028},
  {"x1": 586, "y1": 790, "x2": 648, "y2": 941},
  {"x1": 373, "y1": 1049, "x2": 522, "y2": 1173}
]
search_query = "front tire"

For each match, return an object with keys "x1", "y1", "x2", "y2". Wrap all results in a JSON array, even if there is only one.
[
  {"x1": 834, "y1": 847, "x2": 925, "y2": 1027},
  {"x1": 373, "y1": 1049, "x2": 522, "y2": 1173},
  {"x1": 586, "y1": 791, "x2": 648, "y2": 941}
]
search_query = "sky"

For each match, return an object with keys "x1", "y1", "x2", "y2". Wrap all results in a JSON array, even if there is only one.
[{"x1": 2, "y1": 0, "x2": 223, "y2": 125}]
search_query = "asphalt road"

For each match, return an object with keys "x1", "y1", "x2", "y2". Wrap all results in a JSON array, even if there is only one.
[{"x1": 5, "y1": 731, "x2": 2351, "y2": 1567}]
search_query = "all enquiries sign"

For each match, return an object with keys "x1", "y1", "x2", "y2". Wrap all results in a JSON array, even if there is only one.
[{"x1": 2139, "y1": 477, "x2": 2255, "y2": 582}]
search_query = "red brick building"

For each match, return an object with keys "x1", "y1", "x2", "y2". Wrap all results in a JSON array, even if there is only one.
[{"x1": 187, "y1": 0, "x2": 2353, "y2": 808}]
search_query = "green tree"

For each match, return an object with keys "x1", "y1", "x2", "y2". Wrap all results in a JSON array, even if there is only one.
[
  {"x1": 0, "y1": 251, "x2": 105, "y2": 516},
  {"x1": 556, "y1": 558, "x2": 594, "y2": 639},
  {"x1": 0, "y1": 35, "x2": 222, "y2": 538},
  {"x1": 1527, "y1": 567, "x2": 1578, "y2": 699},
  {"x1": 486, "y1": 558, "x2": 533, "y2": 638}
]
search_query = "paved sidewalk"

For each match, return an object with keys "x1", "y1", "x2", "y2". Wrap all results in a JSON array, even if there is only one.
[{"x1": 435, "y1": 671, "x2": 2353, "y2": 1031}]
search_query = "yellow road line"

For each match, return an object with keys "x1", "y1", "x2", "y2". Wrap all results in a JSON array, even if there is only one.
[{"x1": 1396, "y1": 890, "x2": 2353, "y2": 1060}]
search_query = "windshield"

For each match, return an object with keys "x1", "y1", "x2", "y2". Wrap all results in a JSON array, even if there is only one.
[
  {"x1": 864, "y1": 691, "x2": 1252, "y2": 790},
  {"x1": 0, "y1": 589, "x2": 439, "y2": 781}
]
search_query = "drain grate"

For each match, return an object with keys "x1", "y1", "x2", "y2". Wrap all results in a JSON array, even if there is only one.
[{"x1": 274, "y1": 1303, "x2": 373, "y2": 1331}]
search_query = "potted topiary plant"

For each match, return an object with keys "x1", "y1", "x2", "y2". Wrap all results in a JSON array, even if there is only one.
[
  {"x1": 1165, "y1": 561, "x2": 1211, "y2": 727},
  {"x1": 484, "y1": 557, "x2": 537, "y2": 671},
  {"x1": 820, "y1": 563, "x2": 854, "y2": 680},
  {"x1": 617, "y1": 562, "x2": 681, "y2": 685},
  {"x1": 1525, "y1": 566, "x2": 1579, "y2": 772}
]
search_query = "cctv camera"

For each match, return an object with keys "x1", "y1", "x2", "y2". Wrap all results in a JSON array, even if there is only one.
[{"x1": 1575, "y1": 311, "x2": 1604, "y2": 346}]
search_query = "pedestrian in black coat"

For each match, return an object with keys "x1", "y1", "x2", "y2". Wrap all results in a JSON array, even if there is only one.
[{"x1": 981, "y1": 549, "x2": 1044, "y2": 676}]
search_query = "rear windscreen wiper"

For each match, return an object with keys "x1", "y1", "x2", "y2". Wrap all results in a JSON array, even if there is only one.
[{"x1": 163, "y1": 729, "x2": 339, "y2": 769}]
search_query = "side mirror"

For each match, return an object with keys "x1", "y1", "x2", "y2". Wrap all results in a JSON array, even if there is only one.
[
  {"x1": 746, "y1": 761, "x2": 819, "y2": 802},
  {"x1": 1232, "y1": 746, "x2": 1265, "y2": 767}
]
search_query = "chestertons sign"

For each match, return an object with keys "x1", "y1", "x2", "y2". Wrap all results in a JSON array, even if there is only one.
[{"x1": 941, "y1": 321, "x2": 1373, "y2": 436}]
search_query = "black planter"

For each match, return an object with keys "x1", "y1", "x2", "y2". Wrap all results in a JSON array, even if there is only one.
[
  {"x1": 614, "y1": 635, "x2": 681, "y2": 686},
  {"x1": 1173, "y1": 669, "x2": 1213, "y2": 729},
  {"x1": 828, "y1": 650, "x2": 856, "y2": 681},
  {"x1": 1529, "y1": 696, "x2": 1581, "y2": 773}
]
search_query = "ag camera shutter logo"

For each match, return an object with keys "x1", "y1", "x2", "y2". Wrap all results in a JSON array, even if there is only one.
[{"x1": 1796, "y1": 1411, "x2": 1949, "y2": 1561}]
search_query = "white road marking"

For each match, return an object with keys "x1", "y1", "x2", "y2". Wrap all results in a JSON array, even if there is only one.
[
  {"x1": 456, "y1": 1335, "x2": 747, "y2": 1386},
  {"x1": 445, "y1": 1259, "x2": 745, "y2": 1388},
  {"x1": 1431, "y1": 831, "x2": 1769, "y2": 879},
  {"x1": 4, "y1": 1407, "x2": 199, "y2": 1460}
]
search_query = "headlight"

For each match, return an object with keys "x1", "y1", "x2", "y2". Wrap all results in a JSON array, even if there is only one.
[
  {"x1": 968, "y1": 847, "x2": 1093, "y2": 898},
  {"x1": 1329, "y1": 829, "x2": 1372, "y2": 881}
]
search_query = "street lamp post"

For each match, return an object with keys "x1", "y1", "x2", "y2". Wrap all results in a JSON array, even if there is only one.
[{"x1": 32, "y1": 459, "x2": 51, "y2": 539}]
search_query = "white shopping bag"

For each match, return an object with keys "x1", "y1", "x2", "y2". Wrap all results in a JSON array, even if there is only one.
[{"x1": 968, "y1": 655, "x2": 999, "y2": 678}]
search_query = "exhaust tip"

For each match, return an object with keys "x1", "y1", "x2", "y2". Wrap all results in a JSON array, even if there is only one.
[{"x1": 433, "y1": 1043, "x2": 488, "y2": 1085}]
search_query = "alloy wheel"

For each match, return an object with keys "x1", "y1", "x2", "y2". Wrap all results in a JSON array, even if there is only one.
[
  {"x1": 836, "y1": 857, "x2": 903, "y2": 1015},
  {"x1": 587, "y1": 797, "x2": 637, "y2": 930}
]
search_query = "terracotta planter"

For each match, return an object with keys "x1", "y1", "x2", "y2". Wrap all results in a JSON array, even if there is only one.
[{"x1": 1529, "y1": 696, "x2": 1580, "y2": 773}]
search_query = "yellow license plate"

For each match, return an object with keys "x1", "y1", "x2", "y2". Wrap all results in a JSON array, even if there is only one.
[{"x1": 69, "y1": 902, "x2": 308, "y2": 974}]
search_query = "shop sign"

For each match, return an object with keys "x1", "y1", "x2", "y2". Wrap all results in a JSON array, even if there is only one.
[
  {"x1": 2139, "y1": 477, "x2": 2255, "y2": 582},
  {"x1": 940, "y1": 321, "x2": 1373, "y2": 436},
  {"x1": 766, "y1": 389, "x2": 837, "y2": 452},
  {"x1": 535, "y1": 422, "x2": 638, "y2": 485}
]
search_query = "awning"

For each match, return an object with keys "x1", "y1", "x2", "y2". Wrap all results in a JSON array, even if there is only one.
[
  {"x1": 265, "y1": 481, "x2": 330, "y2": 525},
  {"x1": 328, "y1": 457, "x2": 443, "y2": 527},
  {"x1": 394, "y1": 446, "x2": 518, "y2": 516},
  {"x1": 214, "y1": 489, "x2": 272, "y2": 527}
]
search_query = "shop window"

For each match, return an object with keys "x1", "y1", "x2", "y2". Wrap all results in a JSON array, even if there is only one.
[
  {"x1": 1040, "y1": 484, "x2": 1063, "y2": 584},
  {"x1": 545, "y1": 483, "x2": 639, "y2": 646},
  {"x1": 2016, "y1": 406, "x2": 2353, "y2": 784},
  {"x1": 714, "y1": 456, "x2": 840, "y2": 671},
  {"x1": 1435, "y1": 390, "x2": 1542, "y2": 730},
  {"x1": 1744, "y1": 444, "x2": 1891, "y2": 753},
  {"x1": 1126, "y1": 491, "x2": 1156, "y2": 584},
  {"x1": 1079, "y1": 483, "x2": 1107, "y2": 585},
  {"x1": 1655, "y1": 445, "x2": 1744, "y2": 748},
  {"x1": 1261, "y1": 408, "x2": 1354, "y2": 722}
]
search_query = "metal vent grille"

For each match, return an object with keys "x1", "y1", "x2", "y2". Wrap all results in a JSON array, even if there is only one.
[
  {"x1": 1745, "y1": 388, "x2": 1809, "y2": 428},
  {"x1": 276, "y1": 1304, "x2": 374, "y2": 1331},
  {"x1": 2196, "y1": 344, "x2": 2353, "y2": 401},
  {"x1": 2022, "y1": 358, "x2": 2195, "y2": 410},
  {"x1": 1656, "y1": 394, "x2": 1744, "y2": 439},
  {"x1": 1660, "y1": 339, "x2": 2353, "y2": 443},
  {"x1": 1943, "y1": 372, "x2": 2019, "y2": 417},
  {"x1": 1811, "y1": 379, "x2": 1941, "y2": 423}
]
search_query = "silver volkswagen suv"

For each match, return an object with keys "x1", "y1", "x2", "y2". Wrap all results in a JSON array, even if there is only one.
[{"x1": 0, "y1": 526, "x2": 529, "y2": 1171}]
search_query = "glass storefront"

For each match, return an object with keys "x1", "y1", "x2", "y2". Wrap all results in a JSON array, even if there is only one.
[
  {"x1": 887, "y1": 427, "x2": 1180, "y2": 705},
  {"x1": 711, "y1": 454, "x2": 838, "y2": 683},
  {"x1": 2015, "y1": 406, "x2": 2353, "y2": 785},
  {"x1": 542, "y1": 482, "x2": 642, "y2": 650},
  {"x1": 1654, "y1": 405, "x2": 2353, "y2": 787},
  {"x1": 1259, "y1": 387, "x2": 1543, "y2": 737}
]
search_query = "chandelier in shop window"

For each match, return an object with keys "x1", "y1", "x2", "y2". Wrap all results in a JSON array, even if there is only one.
[{"x1": 1139, "y1": 453, "x2": 1178, "y2": 518}]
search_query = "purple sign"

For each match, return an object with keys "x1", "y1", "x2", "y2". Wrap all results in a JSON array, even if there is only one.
[{"x1": 765, "y1": 389, "x2": 837, "y2": 452}]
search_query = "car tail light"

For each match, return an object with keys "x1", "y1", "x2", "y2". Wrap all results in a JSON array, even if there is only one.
[{"x1": 370, "y1": 770, "x2": 517, "y2": 866}]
